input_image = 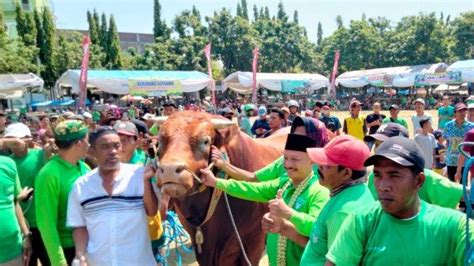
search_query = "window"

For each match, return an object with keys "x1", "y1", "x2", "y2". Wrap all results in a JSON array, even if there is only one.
[{"x1": 22, "y1": 0, "x2": 30, "y2": 11}]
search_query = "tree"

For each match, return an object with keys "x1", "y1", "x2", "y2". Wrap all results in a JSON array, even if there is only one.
[
  {"x1": 0, "y1": 5, "x2": 6, "y2": 37},
  {"x1": 15, "y1": 4, "x2": 28, "y2": 41},
  {"x1": 23, "y1": 12, "x2": 37, "y2": 47},
  {"x1": 56, "y1": 32, "x2": 83, "y2": 75},
  {"x1": 293, "y1": 10, "x2": 299, "y2": 24},
  {"x1": 317, "y1": 21, "x2": 323, "y2": 46},
  {"x1": 106, "y1": 15, "x2": 122, "y2": 69},
  {"x1": 153, "y1": 0, "x2": 170, "y2": 39},
  {"x1": 40, "y1": 7, "x2": 58, "y2": 88},
  {"x1": 277, "y1": 2, "x2": 288, "y2": 22},
  {"x1": 241, "y1": 0, "x2": 249, "y2": 21},
  {"x1": 100, "y1": 13, "x2": 108, "y2": 50},
  {"x1": 236, "y1": 2, "x2": 242, "y2": 18},
  {"x1": 264, "y1": 7, "x2": 270, "y2": 20},
  {"x1": 451, "y1": 11, "x2": 474, "y2": 60},
  {"x1": 253, "y1": 5, "x2": 259, "y2": 21},
  {"x1": 87, "y1": 10, "x2": 99, "y2": 45},
  {"x1": 336, "y1": 15, "x2": 343, "y2": 29},
  {"x1": 34, "y1": 10, "x2": 44, "y2": 62}
]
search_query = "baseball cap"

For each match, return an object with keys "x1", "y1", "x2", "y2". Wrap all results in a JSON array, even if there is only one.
[
  {"x1": 455, "y1": 103, "x2": 468, "y2": 112},
  {"x1": 322, "y1": 105, "x2": 330, "y2": 110},
  {"x1": 388, "y1": 104, "x2": 400, "y2": 110},
  {"x1": 433, "y1": 129, "x2": 443, "y2": 140},
  {"x1": 82, "y1": 112, "x2": 92, "y2": 119},
  {"x1": 113, "y1": 121, "x2": 138, "y2": 136},
  {"x1": 414, "y1": 98, "x2": 425, "y2": 105},
  {"x1": 258, "y1": 106, "x2": 267, "y2": 116},
  {"x1": 281, "y1": 107, "x2": 290, "y2": 114},
  {"x1": 287, "y1": 100, "x2": 299, "y2": 108},
  {"x1": 219, "y1": 108, "x2": 233, "y2": 116},
  {"x1": 163, "y1": 100, "x2": 177, "y2": 108},
  {"x1": 4, "y1": 123, "x2": 32, "y2": 138},
  {"x1": 350, "y1": 100, "x2": 362, "y2": 107},
  {"x1": 364, "y1": 123, "x2": 408, "y2": 142},
  {"x1": 142, "y1": 113, "x2": 155, "y2": 120},
  {"x1": 307, "y1": 135, "x2": 370, "y2": 171},
  {"x1": 131, "y1": 119, "x2": 149, "y2": 135},
  {"x1": 364, "y1": 136, "x2": 425, "y2": 172},
  {"x1": 468, "y1": 103, "x2": 474, "y2": 109}
]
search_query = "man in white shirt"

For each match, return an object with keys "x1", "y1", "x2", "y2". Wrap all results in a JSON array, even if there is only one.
[
  {"x1": 411, "y1": 98, "x2": 432, "y2": 136},
  {"x1": 67, "y1": 127, "x2": 158, "y2": 266}
]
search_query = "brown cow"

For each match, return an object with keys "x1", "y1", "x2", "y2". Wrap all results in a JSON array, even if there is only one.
[{"x1": 154, "y1": 111, "x2": 286, "y2": 265}]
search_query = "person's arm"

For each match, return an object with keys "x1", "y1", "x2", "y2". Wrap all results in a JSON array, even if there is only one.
[
  {"x1": 251, "y1": 120, "x2": 258, "y2": 135},
  {"x1": 362, "y1": 119, "x2": 368, "y2": 135},
  {"x1": 143, "y1": 166, "x2": 158, "y2": 216},
  {"x1": 210, "y1": 146, "x2": 256, "y2": 181},
  {"x1": 200, "y1": 168, "x2": 280, "y2": 202},
  {"x1": 36, "y1": 171, "x2": 68, "y2": 266},
  {"x1": 16, "y1": 202, "x2": 32, "y2": 265},
  {"x1": 280, "y1": 219, "x2": 309, "y2": 247},
  {"x1": 342, "y1": 119, "x2": 347, "y2": 134},
  {"x1": 72, "y1": 227, "x2": 88, "y2": 264}
]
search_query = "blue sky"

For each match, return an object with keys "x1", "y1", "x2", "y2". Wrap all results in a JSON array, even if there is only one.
[{"x1": 50, "y1": 0, "x2": 473, "y2": 42}]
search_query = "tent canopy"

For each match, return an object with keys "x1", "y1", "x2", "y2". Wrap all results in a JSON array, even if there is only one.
[
  {"x1": 0, "y1": 73, "x2": 44, "y2": 98},
  {"x1": 55, "y1": 70, "x2": 212, "y2": 96},
  {"x1": 447, "y1": 60, "x2": 474, "y2": 83},
  {"x1": 336, "y1": 63, "x2": 448, "y2": 88},
  {"x1": 222, "y1": 71, "x2": 330, "y2": 94}
]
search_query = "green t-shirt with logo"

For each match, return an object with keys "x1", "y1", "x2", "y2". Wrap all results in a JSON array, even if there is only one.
[
  {"x1": 327, "y1": 201, "x2": 471, "y2": 265},
  {"x1": 255, "y1": 156, "x2": 319, "y2": 182},
  {"x1": 300, "y1": 183, "x2": 375, "y2": 265},
  {"x1": 216, "y1": 174, "x2": 329, "y2": 266},
  {"x1": 129, "y1": 149, "x2": 147, "y2": 166},
  {"x1": 0, "y1": 156, "x2": 22, "y2": 263},
  {"x1": 382, "y1": 117, "x2": 408, "y2": 129},
  {"x1": 367, "y1": 169, "x2": 462, "y2": 209},
  {"x1": 35, "y1": 155, "x2": 90, "y2": 266},
  {"x1": 10, "y1": 149, "x2": 46, "y2": 227}
]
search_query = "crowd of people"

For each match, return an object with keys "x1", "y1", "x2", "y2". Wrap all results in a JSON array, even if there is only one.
[{"x1": 1, "y1": 94, "x2": 474, "y2": 266}]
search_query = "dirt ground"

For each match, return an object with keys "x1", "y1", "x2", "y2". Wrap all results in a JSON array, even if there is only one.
[{"x1": 164, "y1": 109, "x2": 439, "y2": 266}]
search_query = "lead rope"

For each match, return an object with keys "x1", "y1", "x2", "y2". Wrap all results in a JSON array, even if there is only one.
[
  {"x1": 457, "y1": 142, "x2": 474, "y2": 266},
  {"x1": 219, "y1": 151, "x2": 252, "y2": 266}
]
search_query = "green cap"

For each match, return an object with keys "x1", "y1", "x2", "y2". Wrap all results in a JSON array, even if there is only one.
[{"x1": 54, "y1": 120, "x2": 88, "y2": 141}]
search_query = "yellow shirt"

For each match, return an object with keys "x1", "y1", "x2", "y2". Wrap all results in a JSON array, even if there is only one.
[{"x1": 344, "y1": 116, "x2": 366, "y2": 141}]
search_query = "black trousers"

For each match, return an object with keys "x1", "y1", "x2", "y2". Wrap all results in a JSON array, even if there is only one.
[
  {"x1": 29, "y1": 228, "x2": 75, "y2": 266},
  {"x1": 447, "y1": 166, "x2": 464, "y2": 183}
]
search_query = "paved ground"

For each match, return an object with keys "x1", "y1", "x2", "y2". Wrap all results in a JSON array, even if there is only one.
[{"x1": 163, "y1": 109, "x2": 439, "y2": 265}]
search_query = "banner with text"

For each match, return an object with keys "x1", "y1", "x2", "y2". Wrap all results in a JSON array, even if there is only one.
[
  {"x1": 129, "y1": 79, "x2": 183, "y2": 96},
  {"x1": 414, "y1": 71, "x2": 462, "y2": 86}
]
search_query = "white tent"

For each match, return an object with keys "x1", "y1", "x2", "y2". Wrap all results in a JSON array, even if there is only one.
[
  {"x1": 336, "y1": 63, "x2": 448, "y2": 88},
  {"x1": 447, "y1": 60, "x2": 474, "y2": 83},
  {"x1": 0, "y1": 73, "x2": 44, "y2": 98},
  {"x1": 433, "y1": 83, "x2": 468, "y2": 94},
  {"x1": 222, "y1": 71, "x2": 330, "y2": 94},
  {"x1": 55, "y1": 70, "x2": 213, "y2": 95}
]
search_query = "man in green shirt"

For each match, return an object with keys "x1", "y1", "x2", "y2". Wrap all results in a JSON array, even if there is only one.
[
  {"x1": 364, "y1": 123, "x2": 463, "y2": 209},
  {"x1": 438, "y1": 96, "x2": 455, "y2": 129},
  {"x1": 200, "y1": 134, "x2": 330, "y2": 266},
  {"x1": 35, "y1": 120, "x2": 90, "y2": 266},
  {"x1": 326, "y1": 137, "x2": 472, "y2": 265},
  {"x1": 382, "y1": 104, "x2": 408, "y2": 129},
  {"x1": 0, "y1": 156, "x2": 32, "y2": 265},
  {"x1": 301, "y1": 135, "x2": 374, "y2": 265},
  {"x1": 114, "y1": 121, "x2": 147, "y2": 165},
  {"x1": 4, "y1": 123, "x2": 53, "y2": 266}
]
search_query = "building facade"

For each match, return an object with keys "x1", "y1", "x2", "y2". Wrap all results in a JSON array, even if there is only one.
[{"x1": 2, "y1": 0, "x2": 50, "y2": 37}]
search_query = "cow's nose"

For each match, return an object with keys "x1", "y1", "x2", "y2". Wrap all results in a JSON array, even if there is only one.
[{"x1": 158, "y1": 162, "x2": 187, "y2": 177}]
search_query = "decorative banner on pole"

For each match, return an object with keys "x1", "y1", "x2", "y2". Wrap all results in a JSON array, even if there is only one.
[
  {"x1": 252, "y1": 47, "x2": 259, "y2": 103},
  {"x1": 329, "y1": 50, "x2": 340, "y2": 98},
  {"x1": 77, "y1": 35, "x2": 91, "y2": 111},
  {"x1": 203, "y1": 43, "x2": 216, "y2": 108}
]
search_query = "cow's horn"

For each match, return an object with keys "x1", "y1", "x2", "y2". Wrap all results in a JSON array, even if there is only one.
[
  {"x1": 210, "y1": 118, "x2": 236, "y2": 129},
  {"x1": 151, "y1": 116, "x2": 168, "y2": 125}
]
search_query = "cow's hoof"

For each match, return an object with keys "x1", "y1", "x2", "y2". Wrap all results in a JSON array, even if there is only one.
[{"x1": 162, "y1": 183, "x2": 188, "y2": 198}]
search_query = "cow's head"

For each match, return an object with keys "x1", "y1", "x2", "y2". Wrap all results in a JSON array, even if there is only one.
[{"x1": 153, "y1": 111, "x2": 236, "y2": 198}]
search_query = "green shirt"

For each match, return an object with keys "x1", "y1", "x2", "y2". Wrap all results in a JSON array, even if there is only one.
[
  {"x1": 300, "y1": 183, "x2": 375, "y2": 265},
  {"x1": 438, "y1": 105, "x2": 455, "y2": 129},
  {"x1": 92, "y1": 111, "x2": 101, "y2": 122},
  {"x1": 129, "y1": 149, "x2": 148, "y2": 165},
  {"x1": 10, "y1": 149, "x2": 46, "y2": 227},
  {"x1": 382, "y1": 117, "x2": 408, "y2": 129},
  {"x1": 0, "y1": 156, "x2": 22, "y2": 263},
  {"x1": 367, "y1": 169, "x2": 462, "y2": 209},
  {"x1": 255, "y1": 156, "x2": 319, "y2": 182},
  {"x1": 35, "y1": 155, "x2": 90, "y2": 266},
  {"x1": 240, "y1": 117, "x2": 253, "y2": 136},
  {"x1": 216, "y1": 173, "x2": 330, "y2": 266},
  {"x1": 327, "y1": 201, "x2": 471, "y2": 265},
  {"x1": 149, "y1": 124, "x2": 159, "y2": 136}
]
